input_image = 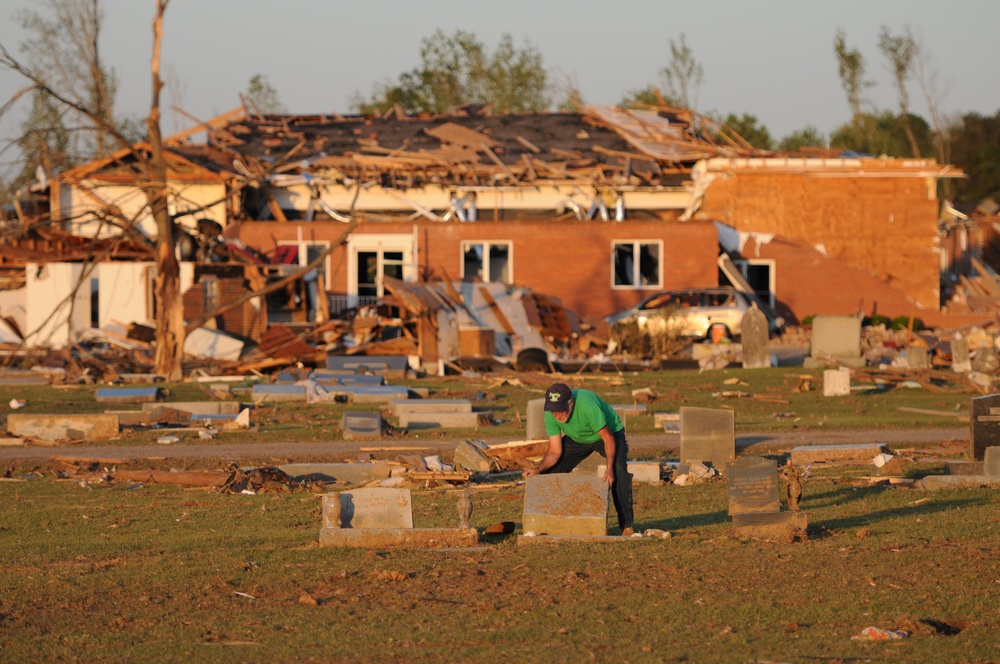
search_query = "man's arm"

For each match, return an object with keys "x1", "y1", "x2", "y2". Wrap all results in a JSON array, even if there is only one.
[
  {"x1": 597, "y1": 426, "x2": 616, "y2": 485},
  {"x1": 522, "y1": 434, "x2": 563, "y2": 478}
]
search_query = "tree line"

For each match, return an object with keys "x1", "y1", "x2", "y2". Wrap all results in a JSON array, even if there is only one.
[{"x1": 3, "y1": 6, "x2": 999, "y2": 204}]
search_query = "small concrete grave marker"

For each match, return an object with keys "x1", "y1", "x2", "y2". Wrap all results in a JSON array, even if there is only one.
[
  {"x1": 740, "y1": 306, "x2": 770, "y2": 369},
  {"x1": 522, "y1": 474, "x2": 608, "y2": 537},
  {"x1": 823, "y1": 367, "x2": 851, "y2": 397},
  {"x1": 985, "y1": 446, "x2": 1000, "y2": 478},
  {"x1": 679, "y1": 407, "x2": 735, "y2": 472},
  {"x1": 726, "y1": 456, "x2": 780, "y2": 515},
  {"x1": 951, "y1": 334, "x2": 971, "y2": 373},
  {"x1": 971, "y1": 394, "x2": 1000, "y2": 460},
  {"x1": 341, "y1": 412, "x2": 383, "y2": 440},
  {"x1": 526, "y1": 398, "x2": 546, "y2": 440}
]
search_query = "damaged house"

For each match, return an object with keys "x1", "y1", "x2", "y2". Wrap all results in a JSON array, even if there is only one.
[{"x1": 2, "y1": 103, "x2": 989, "y2": 367}]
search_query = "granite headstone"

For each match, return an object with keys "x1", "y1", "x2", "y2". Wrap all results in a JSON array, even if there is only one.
[
  {"x1": 971, "y1": 394, "x2": 1000, "y2": 461},
  {"x1": 522, "y1": 474, "x2": 609, "y2": 536},
  {"x1": 726, "y1": 456, "x2": 780, "y2": 515},
  {"x1": 680, "y1": 407, "x2": 736, "y2": 471},
  {"x1": 740, "y1": 306, "x2": 770, "y2": 369}
]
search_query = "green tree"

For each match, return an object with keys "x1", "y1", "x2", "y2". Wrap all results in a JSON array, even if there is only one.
[
  {"x1": 661, "y1": 33, "x2": 703, "y2": 110},
  {"x1": 878, "y1": 25, "x2": 920, "y2": 157},
  {"x1": 829, "y1": 110, "x2": 933, "y2": 157},
  {"x1": 619, "y1": 86, "x2": 667, "y2": 108},
  {"x1": 353, "y1": 30, "x2": 550, "y2": 115},
  {"x1": 716, "y1": 113, "x2": 774, "y2": 150},
  {"x1": 245, "y1": 73, "x2": 286, "y2": 116},
  {"x1": 833, "y1": 29, "x2": 873, "y2": 148},
  {"x1": 13, "y1": 89, "x2": 72, "y2": 191},
  {"x1": 15, "y1": 0, "x2": 118, "y2": 159},
  {"x1": 949, "y1": 111, "x2": 1000, "y2": 203},
  {"x1": 779, "y1": 126, "x2": 827, "y2": 152}
]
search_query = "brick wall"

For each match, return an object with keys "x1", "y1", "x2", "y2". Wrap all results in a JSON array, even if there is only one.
[{"x1": 236, "y1": 218, "x2": 719, "y2": 319}]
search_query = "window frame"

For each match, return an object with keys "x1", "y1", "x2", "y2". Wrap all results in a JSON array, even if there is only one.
[
  {"x1": 460, "y1": 240, "x2": 513, "y2": 284},
  {"x1": 611, "y1": 239, "x2": 663, "y2": 290}
]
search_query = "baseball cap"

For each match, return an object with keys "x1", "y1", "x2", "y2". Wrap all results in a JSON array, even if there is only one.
[{"x1": 543, "y1": 383, "x2": 573, "y2": 412}]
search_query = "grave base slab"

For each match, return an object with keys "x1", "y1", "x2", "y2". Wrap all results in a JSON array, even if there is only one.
[
  {"x1": 319, "y1": 527, "x2": 479, "y2": 548},
  {"x1": 732, "y1": 511, "x2": 808, "y2": 541}
]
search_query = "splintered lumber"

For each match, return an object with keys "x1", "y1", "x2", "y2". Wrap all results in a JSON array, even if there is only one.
[
  {"x1": 479, "y1": 286, "x2": 516, "y2": 335},
  {"x1": 486, "y1": 439, "x2": 549, "y2": 461},
  {"x1": 408, "y1": 470, "x2": 472, "y2": 482}
]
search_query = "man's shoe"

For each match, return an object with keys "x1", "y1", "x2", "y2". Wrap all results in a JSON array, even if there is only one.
[{"x1": 621, "y1": 527, "x2": 636, "y2": 537}]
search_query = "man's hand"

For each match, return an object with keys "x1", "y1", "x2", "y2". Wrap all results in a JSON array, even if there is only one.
[
  {"x1": 523, "y1": 465, "x2": 539, "y2": 478},
  {"x1": 602, "y1": 466, "x2": 615, "y2": 486}
]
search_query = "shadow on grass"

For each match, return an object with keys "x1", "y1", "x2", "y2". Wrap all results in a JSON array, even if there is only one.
[
  {"x1": 810, "y1": 495, "x2": 987, "y2": 532},
  {"x1": 640, "y1": 509, "x2": 729, "y2": 532}
]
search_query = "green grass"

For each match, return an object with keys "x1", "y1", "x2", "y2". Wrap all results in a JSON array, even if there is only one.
[
  {"x1": 0, "y1": 366, "x2": 975, "y2": 449},
  {"x1": 0, "y1": 465, "x2": 997, "y2": 662}
]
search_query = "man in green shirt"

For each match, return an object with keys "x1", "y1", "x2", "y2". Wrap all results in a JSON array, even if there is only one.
[{"x1": 523, "y1": 382, "x2": 635, "y2": 536}]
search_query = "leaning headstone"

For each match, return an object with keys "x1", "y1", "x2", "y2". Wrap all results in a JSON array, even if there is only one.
[
  {"x1": 951, "y1": 334, "x2": 971, "y2": 373},
  {"x1": 522, "y1": 474, "x2": 608, "y2": 536},
  {"x1": 985, "y1": 446, "x2": 1000, "y2": 478},
  {"x1": 805, "y1": 315, "x2": 864, "y2": 368},
  {"x1": 823, "y1": 367, "x2": 851, "y2": 397},
  {"x1": 970, "y1": 394, "x2": 1000, "y2": 460},
  {"x1": 740, "y1": 307, "x2": 770, "y2": 369},
  {"x1": 680, "y1": 407, "x2": 735, "y2": 472},
  {"x1": 526, "y1": 398, "x2": 546, "y2": 440},
  {"x1": 726, "y1": 457, "x2": 780, "y2": 515},
  {"x1": 341, "y1": 412, "x2": 383, "y2": 440}
]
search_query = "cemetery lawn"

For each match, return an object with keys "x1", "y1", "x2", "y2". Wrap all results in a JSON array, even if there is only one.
[
  {"x1": 1, "y1": 462, "x2": 997, "y2": 663},
  {"x1": 0, "y1": 366, "x2": 977, "y2": 449}
]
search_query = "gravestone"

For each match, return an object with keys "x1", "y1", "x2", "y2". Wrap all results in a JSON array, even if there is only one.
[
  {"x1": 326, "y1": 487, "x2": 413, "y2": 529},
  {"x1": 522, "y1": 474, "x2": 609, "y2": 536},
  {"x1": 679, "y1": 407, "x2": 735, "y2": 472},
  {"x1": 526, "y1": 398, "x2": 546, "y2": 440},
  {"x1": 951, "y1": 334, "x2": 971, "y2": 373},
  {"x1": 341, "y1": 412, "x2": 383, "y2": 440},
  {"x1": 726, "y1": 456, "x2": 780, "y2": 515},
  {"x1": 907, "y1": 346, "x2": 931, "y2": 369},
  {"x1": 823, "y1": 368, "x2": 851, "y2": 397},
  {"x1": 805, "y1": 316, "x2": 864, "y2": 368},
  {"x1": 971, "y1": 347, "x2": 1000, "y2": 374},
  {"x1": 970, "y1": 394, "x2": 1000, "y2": 460},
  {"x1": 740, "y1": 307, "x2": 770, "y2": 369},
  {"x1": 985, "y1": 446, "x2": 1000, "y2": 478}
]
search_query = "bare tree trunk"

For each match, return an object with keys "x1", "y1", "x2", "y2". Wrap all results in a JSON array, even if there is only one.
[{"x1": 147, "y1": 0, "x2": 183, "y2": 381}]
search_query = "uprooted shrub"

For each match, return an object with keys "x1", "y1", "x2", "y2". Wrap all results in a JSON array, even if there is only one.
[{"x1": 609, "y1": 307, "x2": 690, "y2": 359}]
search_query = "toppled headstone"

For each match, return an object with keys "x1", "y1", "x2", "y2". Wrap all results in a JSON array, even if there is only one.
[
  {"x1": 731, "y1": 511, "x2": 808, "y2": 542},
  {"x1": 522, "y1": 474, "x2": 608, "y2": 537},
  {"x1": 790, "y1": 443, "x2": 888, "y2": 466},
  {"x1": 391, "y1": 399, "x2": 472, "y2": 416},
  {"x1": 95, "y1": 387, "x2": 165, "y2": 404},
  {"x1": 252, "y1": 384, "x2": 307, "y2": 403},
  {"x1": 680, "y1": 407, "x2": 735, "y2": 472},
  {"x1": 597, "y1": 461, "x2": 662, "y2": 484},
  {"x1": 7, "y1": 413, "x2": 119, "y2": 442},
  {"x1": 453, "y1": 440, "x2": 491, "y2": 473}
]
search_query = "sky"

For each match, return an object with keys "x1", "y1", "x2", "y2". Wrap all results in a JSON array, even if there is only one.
[{"x1": 1, "y1": 0, "x2": 999, "y2": 170}]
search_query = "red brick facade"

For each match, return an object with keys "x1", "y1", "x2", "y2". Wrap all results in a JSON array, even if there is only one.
[{"x1": 236, "y1": 218, "x2": 719, "y2": 320}]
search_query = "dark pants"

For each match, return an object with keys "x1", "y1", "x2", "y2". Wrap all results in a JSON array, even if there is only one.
[{"x1": 543, "y1": 429, "x2": 634, "y2": 530}]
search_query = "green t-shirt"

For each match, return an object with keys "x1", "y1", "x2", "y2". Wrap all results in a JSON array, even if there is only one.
[{"x1": 544, "y1": 389, "x2": 623, "y2": 443}]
